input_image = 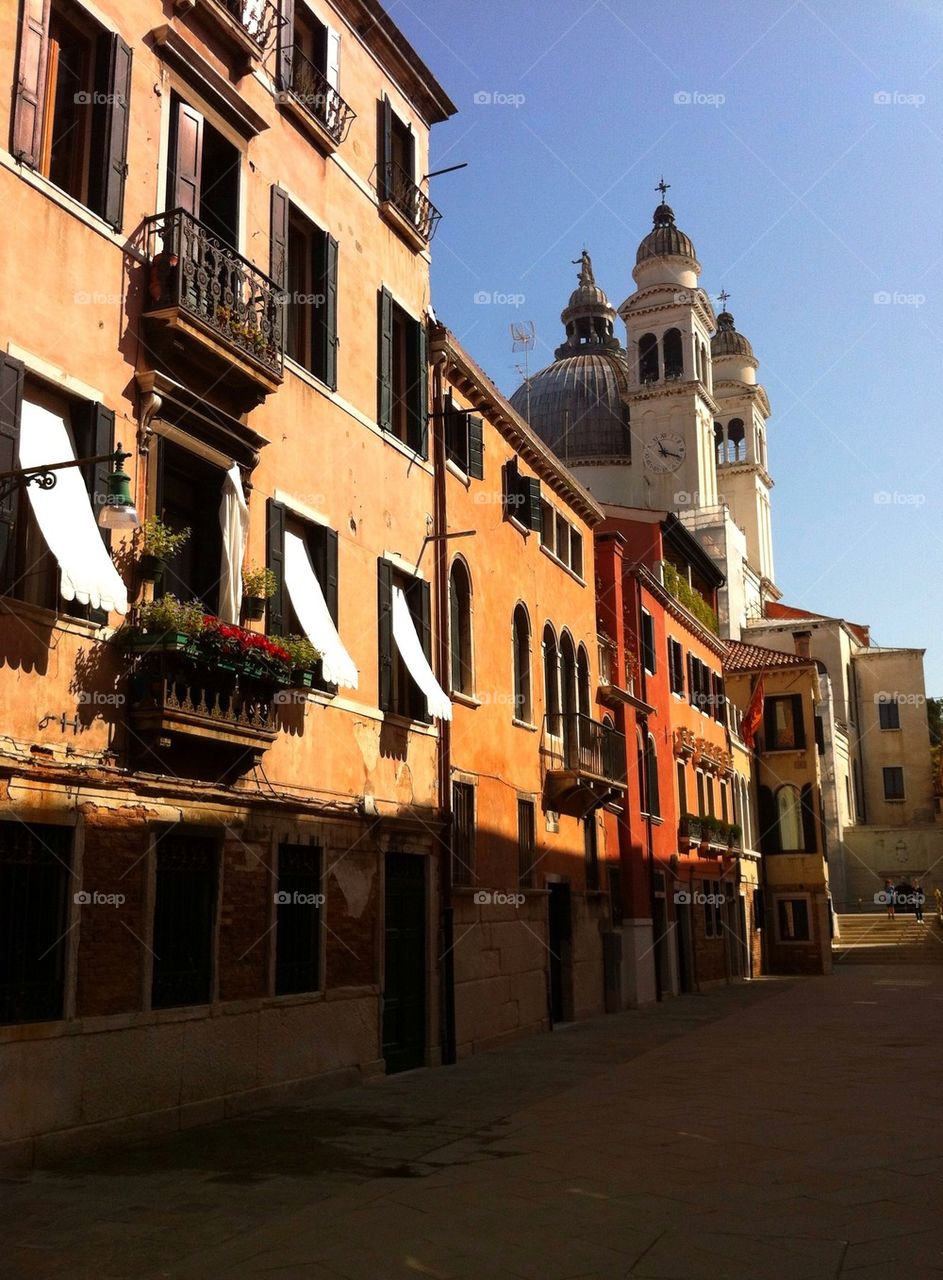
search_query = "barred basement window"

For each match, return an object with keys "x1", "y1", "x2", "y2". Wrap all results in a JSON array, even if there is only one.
[
  {"x1": 0, "y1": 822, "x2": 72, "y2": 1025},
  {"x1": 518, "y1": 798, "x2": 536, "y2": 888},
  {"x1": 151, "y1": 832, "x2": 218, "y2": 1010},
  {"x1": 452, "y1": 782, "x2": 475, "y2": 887},
  {"x1": 275, "y1": 843, "x2": 322, "y2": 995}
]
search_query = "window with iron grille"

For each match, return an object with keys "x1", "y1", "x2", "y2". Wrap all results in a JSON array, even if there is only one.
[
  {"x1": 0, "y1": 822, "x2": 72, "y2": 1025},
  {"x1": 275, "y1": 843, "x2": 322, "y2": 995},
  {"x1": 518, "y1": 798, "x2": 536, "y2": 888},
  {"x1": 452, "y1": 782, "x2": 475, "y2": 887},
  {"x1": 151, "y1": 832, "x2": 218, "y2": 1010},
  {"x1": 584, "y1": 817, "x2": 599, "y2": 891}
]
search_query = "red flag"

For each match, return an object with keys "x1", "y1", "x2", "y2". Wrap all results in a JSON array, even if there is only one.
[{"x1": 741, "y1": 677, "x2": 765, "y2": 748}]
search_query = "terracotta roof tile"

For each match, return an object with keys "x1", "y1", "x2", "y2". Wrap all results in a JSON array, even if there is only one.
[{"x1": 724, "y1": 640, "x2": 813, "y2": 672}]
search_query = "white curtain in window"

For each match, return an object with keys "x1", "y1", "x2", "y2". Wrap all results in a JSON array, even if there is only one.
[
  {"x1": 218, "y1": 464, "x2": 249, "y2": 625},
  {"x1": 18, "y1": 399, "x2": 128, "y2": 614},
  {"x1": 391, "y1": 584, "x2": 452, "y2": 721},
  {"x1": 283, "y1": 531, "x2": 358, "y2": 689}
]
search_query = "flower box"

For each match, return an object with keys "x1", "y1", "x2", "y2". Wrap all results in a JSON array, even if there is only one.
[{"x1": 126, "y1": 629, "x2": 192, "y2": 654}]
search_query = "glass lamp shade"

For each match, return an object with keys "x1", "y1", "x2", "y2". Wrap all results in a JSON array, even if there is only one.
[{"x1": 98, "y1": 498, "x2": 140, "y2": 531}]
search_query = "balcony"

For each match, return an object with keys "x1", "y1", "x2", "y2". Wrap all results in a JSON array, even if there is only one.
[
  {"x1": 377, "y1": 162, "x2": 442, "y2": 250},
  {"x1": 142, "y1": 208, "x2": 283, "y2": 406},
  {"x1": 679, "y1": 814, "x2": 742, "y2": 854},
  {"x1": 597, "y1": 634, "x2": 638, "y2": 705},
  {"x1": 277, "y1": 48, "x2": 356, "y2": 151},
  {"x1": 175, "y1": 0, "x2": 281, "y2": 70},
  {"x1": 542, "y1": 713, "x2": 627, "y2": 817}
]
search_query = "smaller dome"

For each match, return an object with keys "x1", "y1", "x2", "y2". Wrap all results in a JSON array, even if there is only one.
[
  {"x1": 711, "y1": 310, "x2": 754, "y2": 359},
  {"x1": 556, "y1": 251, "x2": 621, "y2": 360},
  {"x1": 636, "y1": 202, "x2": 697, "y2": 265}
]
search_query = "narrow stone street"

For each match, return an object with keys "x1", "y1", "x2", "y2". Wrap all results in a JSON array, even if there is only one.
[{"x1": 4, "y1": 966, "x2": 943, "y2": 1279}]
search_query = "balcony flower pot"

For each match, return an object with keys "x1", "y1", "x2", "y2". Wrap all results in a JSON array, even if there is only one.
[
  {"x1": 128, "y1": 628, "x2": 191, "y2": 653},
  {"x1": 139, "y1": 554, "x2": 165, "y2": 584},
  {"x1": 291, "y1": 667, "x2": 317, "y2": 689},
  {"x1": 243, "y1": 595, "x2": 266, "y2": 622}
]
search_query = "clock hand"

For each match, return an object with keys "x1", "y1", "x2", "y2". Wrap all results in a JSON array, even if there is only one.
[
  {"x1": 663, "y1": 448, "x2": 681, "y2": 460},
  {"x1": 657, "y1": 443, "x2": 669, "y2": 457}
]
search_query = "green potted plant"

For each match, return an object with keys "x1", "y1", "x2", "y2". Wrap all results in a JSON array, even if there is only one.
[
  {"x1": 242, "y1": 565, "x2": 278, "y2": 621},
  {"x1": 138, "y1": 517, "x2": 191, "y2": 583},
  {"x1": 680, "y1": 812, "x2": 702, "y2": 848},
  {"x1": 272, "y1": 634, "x2": 323, "y2": 687},
  {"x1": 120, "y1": 594, "x2": 205, "y2": 652}
]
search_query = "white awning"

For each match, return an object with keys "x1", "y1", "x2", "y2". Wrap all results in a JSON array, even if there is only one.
[
  {"x1": 283, "y1": 530, "x2": 358, "y2": 689},
  {"x1": 18, "y1": 399, "x2": 128, "y2": 615},
  {"x1": 391, "y1": 584, "x2": 452, "y2": 721},
  {"x1": 218, "y1": 464, "x2": 248, "y2": 625}
]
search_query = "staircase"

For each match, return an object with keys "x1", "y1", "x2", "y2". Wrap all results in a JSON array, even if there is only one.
[{"x1": 833, "y1": 913, "x2": 943, "y2": 964}]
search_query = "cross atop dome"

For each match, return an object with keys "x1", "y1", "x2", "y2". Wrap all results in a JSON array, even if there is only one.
[
  {"x1": 655, "y1": 177, "x2": 671, "y2": 201},
  {"x1": 718, "y1": 289, "x2": 730, "y2": 309}
]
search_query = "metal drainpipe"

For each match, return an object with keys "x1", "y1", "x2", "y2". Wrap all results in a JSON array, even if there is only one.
[{"x1": 431, "y1": 341, "x2": 456, "y2": 1066}]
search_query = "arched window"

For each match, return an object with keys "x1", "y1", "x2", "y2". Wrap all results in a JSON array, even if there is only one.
[
  {"x1": 543, "y1": 623, "x2": 560, "y2": 735},
  {"x1": 645, "y1": 734, "x2": 660, "y2": 817},
  {"x1": 700, "y1": 342, "x2": 708, "y2": 385},
  {"x1": 637, "y1": 731, "x2": 647, "y2": 813},
  {"x1": 727, "y1": 418, "x2": 745, "y2": 463},
  {"x1": 449, "y1": 559, "x2": 473, "y2": 694},
  {"x1": 756, "y1": 426, "x2": 766, "y2": 467},
  {"x1": 639, "y1": 333, "x2": 659, "y2": 383},
  {"x1": 559, "y1": 631, "x2": 577, "y2": 761},
  {"x1": 512, "y1": 604, "x2": 532, "y2": 724},
  {"x1": 776, "y1": 785, "x2": 803, "y2": 851},
  {"x1": 714, "y1": 421, "x2": 725, "y2": 466},
  {"x1": 663, "y1": 328, "x2": 683, "y2": 379},
  {"x1": 577, "y1": 644, "x2": 591, "y2": 718}
]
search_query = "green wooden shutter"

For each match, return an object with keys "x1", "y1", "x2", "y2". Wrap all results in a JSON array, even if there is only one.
[
  {"x1": 416, "y1": 577, "x2": 433, "y2": 723},
  {"x1": 0, "y1": 354, "x2": 24, "y2": 590},
  {"x1": 323, "y1": 233, "x2": 339, "y2": 392},
  {"x1": 377, "y1": 559, "x2": 394, "y2": 712},
  {"x1": 73, "y1": 401, "x2": 115, "y2": 623},
  {"x1": 524, "y1": 476, "x2": 541, "y2": 530},
  {"x1": 467, "y1": 415, "x2": 484, "y2": 480},
  {"x1": 378, "y1": 97, "x2": 392, "y2": 200},
  {"x1": 800, "y1": 783, "x2": 817, "y2": 852},
  {"x1": 277, "y1": 0, "x2": 294, "y2": 91},
  {"x1": 413, "y1": 319, "x2": 429, "y2": 458},
  {"x1": 96, "y1": 33, "x2": 132, "y2": 231},
  {"x1": 266, "y1": 499, "x2": 287, "y2": 634},
  {"x1": 790, "y1": 694, "x2": 807, "y2": 749},
  {"x1": 377, "y1": 288, "x2": 394, "y2": 432},
  {"x1": 757, "y1": 786, "x2": 779, "y2": 854},
  {"x1": 322, "y1": 526, "x2": 339, "y2": 626},
  {"x1": 270, "y1": 185, "x2": 289, "y2": 291}
]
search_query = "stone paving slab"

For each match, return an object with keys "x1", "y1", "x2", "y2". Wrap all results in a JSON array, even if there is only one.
[{"x1": 3, "y1": 968, "x2": 943, "y2": 1279}]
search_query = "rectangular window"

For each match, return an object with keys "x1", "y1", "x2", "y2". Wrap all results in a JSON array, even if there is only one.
[
  {"x1": 706, "y1": 776, "x2": 715, "y2": 817},
  {"x1": 538, "y1": 500, "x2": 583, "y2": 575},
  {"x1": 166, "y1": 94, "x2": 240, "y2": 248},
  {"x1": 584, "y1": 817, "x2": 599, "y2": 891},
  {"x1": 0, "y1": 364, "x2": 114, "y2": 620},
  {"x1": 157, "y1": 439, "x2": 225, "y2": 615},
  {"x1": 878, "y1": 699, "x2": 901, "y2": 730},
  {"x1": 0, "y1": 822, "x2": 72, "y2": 1024},
  {"x1": 720, "y1": 782, "x2": 728, "y2": 823},
  {"x1": 282, "y1": 203, "x2": 338, "y2": 389},
  {"x1": 539, "y1": 499, "x2": 555, "y2": 549},
  {"x1": 703, "y1": 879, "x2": 722, "y2": 939},
  {"x1": 275, "y1": 843, "x2": 322, "y2": 995},
  {"x1": 452, "y1": 782, "x2": 475, "y2": 887},
  {"x1": 151, "y1": 832, "x2": 217, "y2": 1010},
  {"x1": 13, "y1": 0, "x2": 132, "y2": 229},
  {"x1": 777, "y1": 897, "x2": 811, "y2": 942},
  {"x1": 641, "y1": 609, "x2": 656, "y2": 674},
  {"x1": 668, "y1": 639, "x2": 685, "y2": 695},
  {"x1": 883, "y1": 766, "x2": 905, "y2": 801},
  {"x1": 554, "y1": 513, "x2": 570, "y2": 566},
  {"x1": 518, "y1": 798, "x2": 536, "y2": 888},
  {"x1": 378, "y1": 289, "x2": 427, "y2": 456},
  {"x1": 696, "y1": 770, "x2": 705, "y2": 817},
  {"x1": 570, "y1": 529, "x2": 583, "y2": 579},
  {"x1": 676, "y1": 760, "x2": 687, "y2": 816},
  {"x1": 378, "y1": 560, "x2": 433, "y2": 721},
  {"x1": 764, "y1": 694, "x2": 806, "y2": 750},
  {"x1": 502, "y1": 458, "x2": 541, "y2": 531},
  {"x1": 444, "y1": 399, "x2": 484, "y2": 479}
]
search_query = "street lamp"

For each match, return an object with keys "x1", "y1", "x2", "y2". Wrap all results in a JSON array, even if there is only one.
[{"x1": 0, "y1": 445, "x2": 139, "y2": 530}]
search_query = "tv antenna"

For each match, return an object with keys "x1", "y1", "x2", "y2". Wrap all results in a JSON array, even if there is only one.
[{"x1": 511, "y1": 321, "x2": 536, "y2": 421}]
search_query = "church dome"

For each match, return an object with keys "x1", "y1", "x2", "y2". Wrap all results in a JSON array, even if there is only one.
[
  {"x1": 510, "y1": 252, "x2": 630, "y2": 462},
  {"x1": 636, "y1": 202, "x2": 697, "y2": 265},
  {"x1": 711, "y1": 310, "x2": 754, "y2": 359}
]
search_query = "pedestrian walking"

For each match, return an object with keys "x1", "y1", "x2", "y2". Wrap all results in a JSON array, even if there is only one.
[
  {"x1": 884, "y1": 880, "x2": 896, "y2": 919},
  {"x1": 913, "y1": 879, "x2": 925, "y2": 923}
]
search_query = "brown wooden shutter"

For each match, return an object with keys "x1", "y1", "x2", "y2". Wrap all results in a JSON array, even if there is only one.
[
  {"x1": 0, "y1": 354, "x2": 25, "y2": 589},
  {"x1": 377, "y1": 97, "x2": 392, "y2": 200},
  {"x1": 96, "y1": 32, "x2": 132, "y2": 230},
  {"x1": 266, "y1": 498, "x2": 287, "y2": 634},
  {"x1": 377, "y1": 559, "x2": 393, "y2": 712},
  {"x1": 413, "y1": 318, "x2": 428, "y2": 458},
  {"x1": 800, "y1": 783, "x2": 817, "y2": 853},
  {"x1": 276, "y1": 0, "x2": 294, "y2": 91},
  {"x1": 757, "y1": 786, "x2": 779, "y2": 854},
  {"x1": 377, "y1": 288, "x2": 393, "y2": 432},
  {"x1": 790, "y1": 694, "x2": 807, "y2": 749},
  {"x1": 323, "y1": 233, "x2": 339, "y2": 391},
  {"x1": 172, "y1": 100, "x2": 203, "y2": 216},
  {"x1": 269, "y1": 184, "x2": 289, "y2": 291},
  {"x1": 13, "y1": 0, "x2": 51, "y2": 168},
  {"x1": 322, "y1": 526, "x2": 338, "y2": 625},
  {"x1": 415, "y1": 577, "x2": 433, "y2": 723}
]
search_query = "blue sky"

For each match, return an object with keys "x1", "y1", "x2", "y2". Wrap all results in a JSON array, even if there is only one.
[{"x1": 390, "y1": 0, "x2": 943, "y2": 692}]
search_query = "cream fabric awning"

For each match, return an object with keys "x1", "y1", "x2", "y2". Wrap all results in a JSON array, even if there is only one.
[
  {"x1": 218, "y1": 464, "x2": 249, "y2": 625},
  {"x1": 391, "y1": 584, "x2": 451, "y2": 721},
  {"x1": 18, "y1": 399, "x2": 128, "y2": 615},
  {"x1": 283, "y1": 530, "x2": 358, "y2": 689}
]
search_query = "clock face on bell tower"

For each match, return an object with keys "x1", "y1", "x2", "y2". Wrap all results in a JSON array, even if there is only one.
[{"x1": 643, "y1": 431, "x2": 686, "y2": 474}]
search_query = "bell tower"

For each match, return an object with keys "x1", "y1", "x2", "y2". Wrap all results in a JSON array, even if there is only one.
[{"x1": 618, "y1": 182, "x2": 720, "y2": 512}]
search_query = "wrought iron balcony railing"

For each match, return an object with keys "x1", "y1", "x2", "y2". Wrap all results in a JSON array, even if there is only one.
[
  {"x1": 281, "y1": 47, "x2": 356, "y2": 144},
  {"x1": 378, "y1": 161, "x2": 442, "y2": 244},
  {"x1": 210, "y1": 0, "x2": 281, "y2": 51},
  {"x1": 545, "y1": 713, "x2": 627, "y2": 785},
  {"x1": 143, "y1": 208, "x2": 284, "y2": 378}
]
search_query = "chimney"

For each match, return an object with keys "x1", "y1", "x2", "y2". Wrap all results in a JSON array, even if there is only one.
[{"x1": 793, "y1": 630, "x2": 812, "y2": 660}]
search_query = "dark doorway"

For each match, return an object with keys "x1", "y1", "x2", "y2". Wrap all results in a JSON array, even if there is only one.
[
  {"x1": 676, "y1": 901, "x2": 694, "y2": 993},
  {"x1": 382, "y1": 853, "x2": 426, "y2": 1073},
  {"x1": 548, "y1": 881, "x2": 572, "y2": 1024}
]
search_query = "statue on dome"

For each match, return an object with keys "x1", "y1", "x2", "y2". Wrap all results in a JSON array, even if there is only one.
[{"x1": 573, "y1": 250, "x2": 595, "y2": 287}]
